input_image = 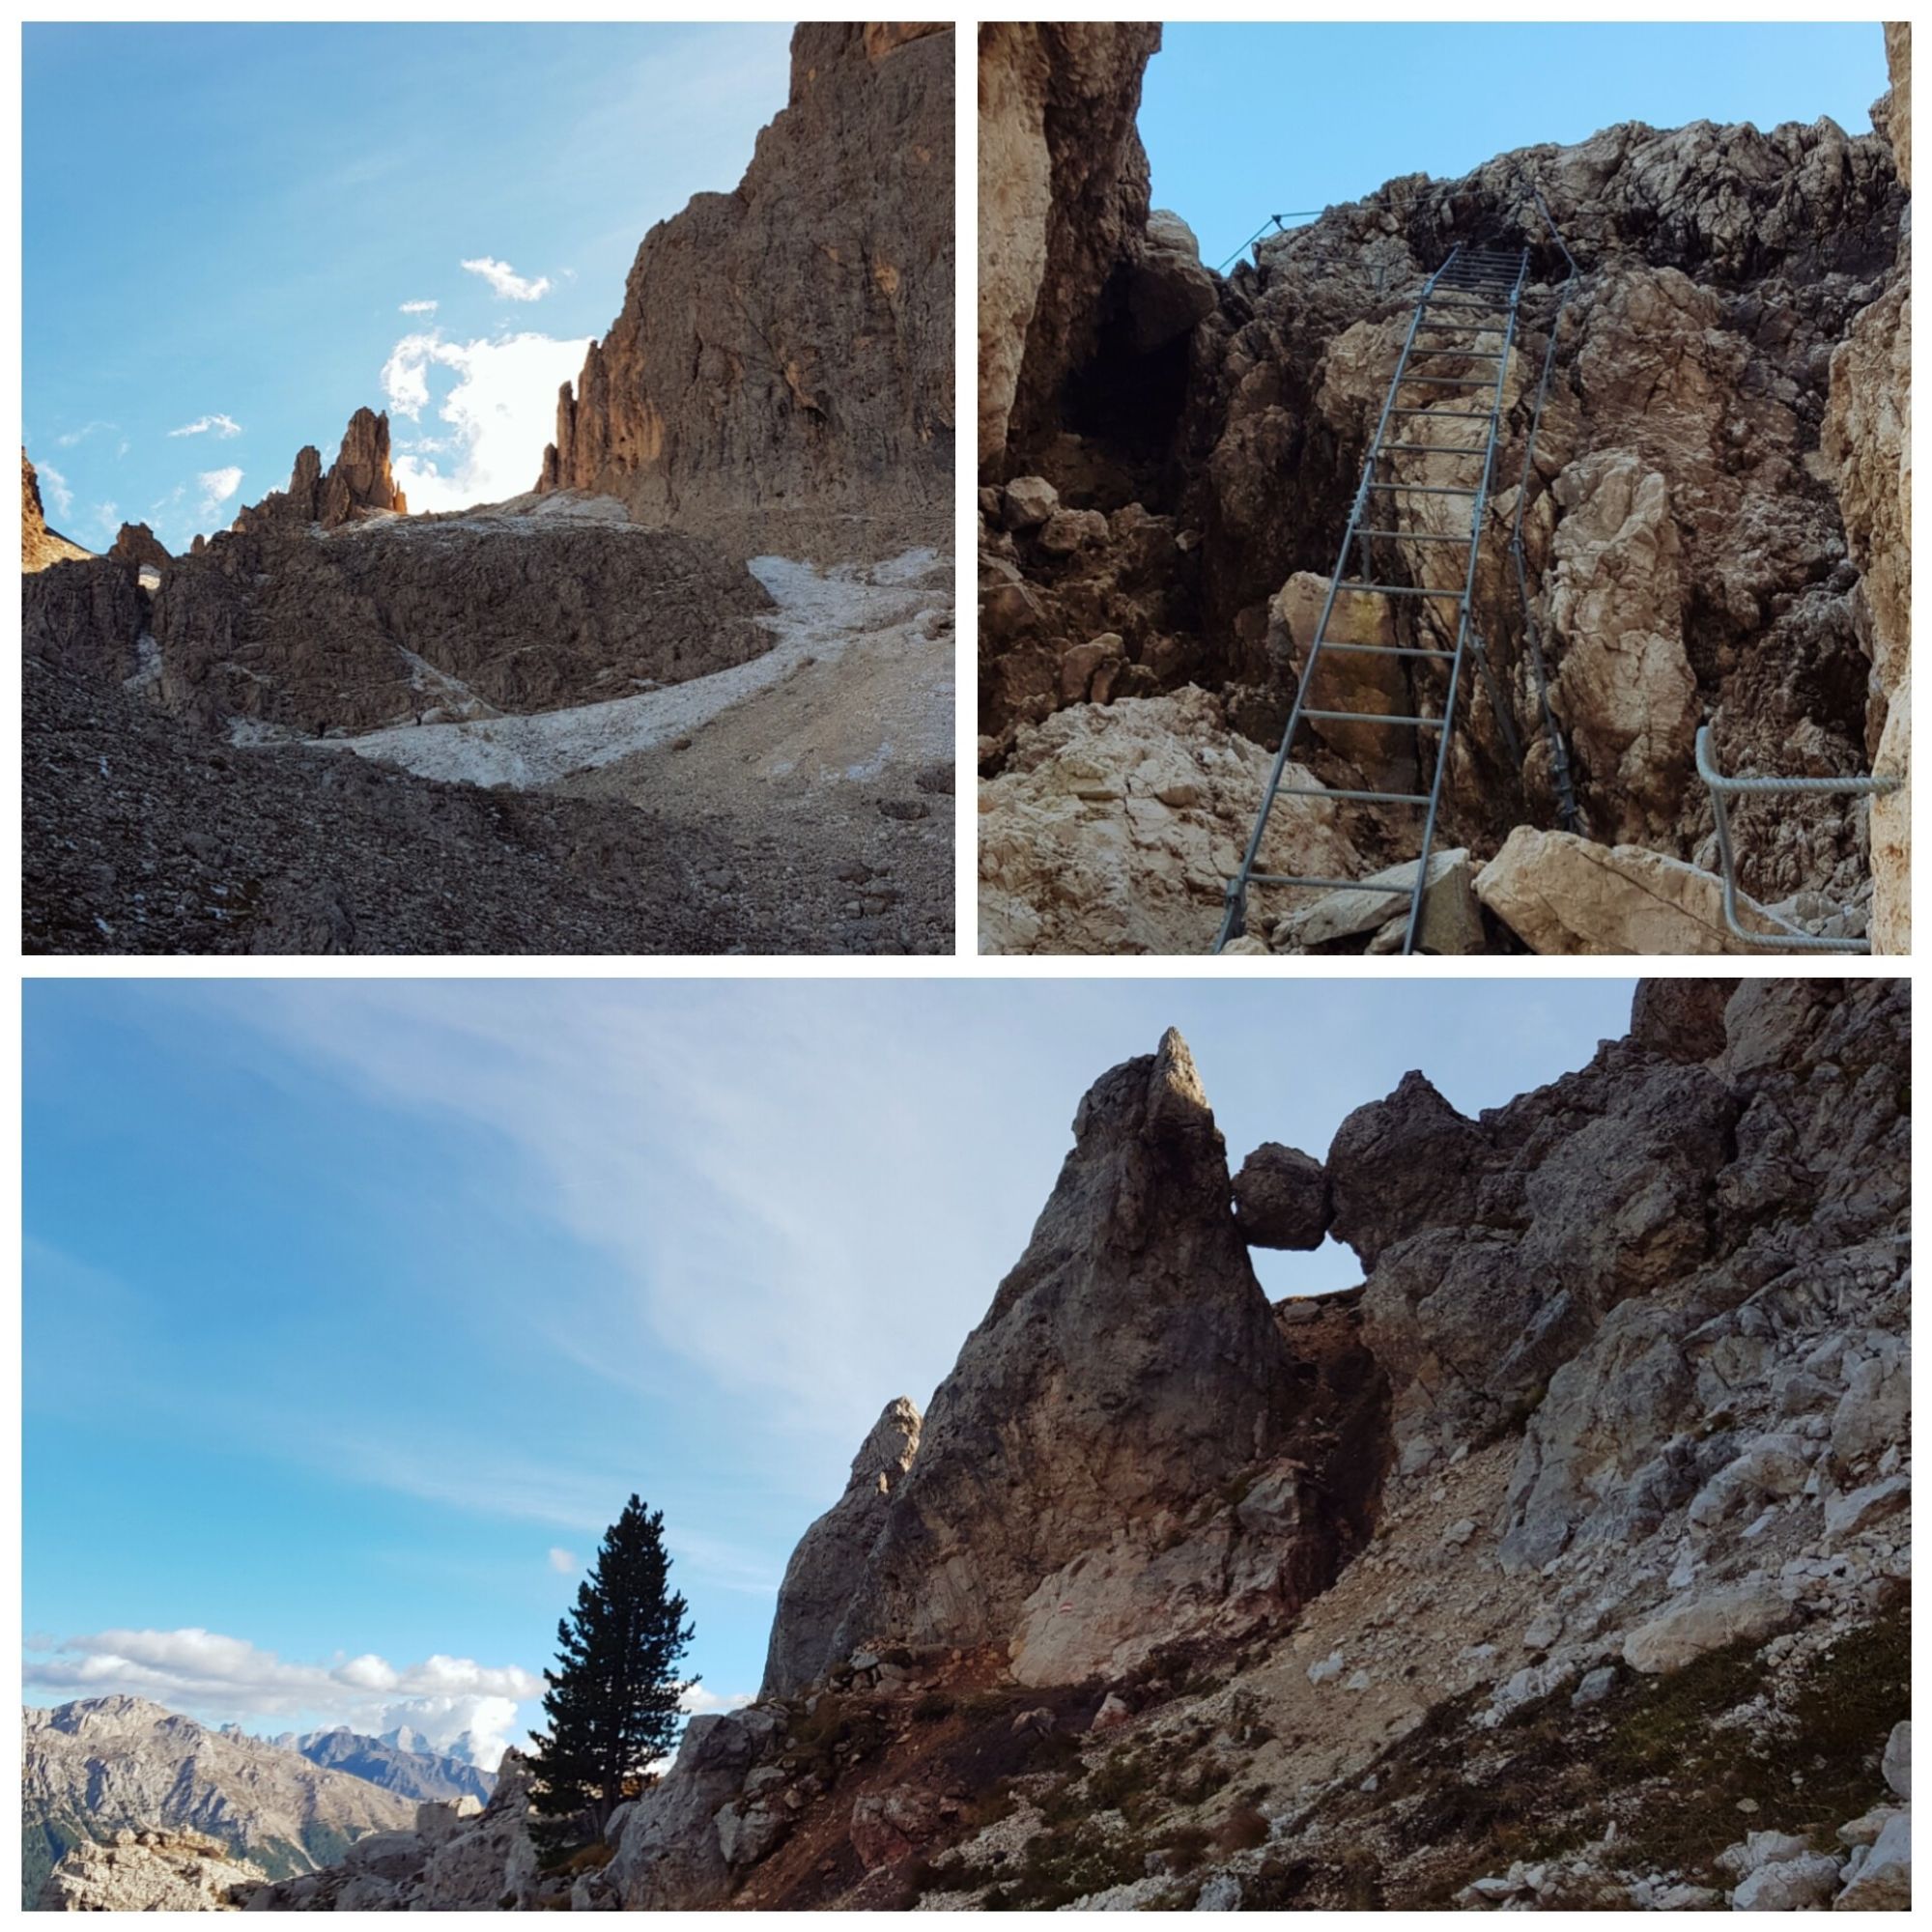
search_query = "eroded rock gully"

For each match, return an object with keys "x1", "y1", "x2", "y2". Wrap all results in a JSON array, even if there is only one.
[
  {"x1": 521, "y1": 977, "x2": 1906, "y2": 1913},
  {"x1": 979, "y1": 25, "x2": 1911, "y2": 955}
]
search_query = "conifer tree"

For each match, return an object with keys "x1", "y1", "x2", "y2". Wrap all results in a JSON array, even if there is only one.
[{"x1": 528, "y1": 1494, "x2": 696, "y2": 1836}]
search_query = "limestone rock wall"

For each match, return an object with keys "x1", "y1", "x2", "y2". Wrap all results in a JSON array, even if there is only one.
[
  {"x1": 1824, "y1": 21, "x2": 1911, "y2": 951},
  {"x1": 538, "y1": 24, "x2": 952, "y2": 547},
  {"x1": 979, "y1": 27, "x2": 1911, "y2": 953}
]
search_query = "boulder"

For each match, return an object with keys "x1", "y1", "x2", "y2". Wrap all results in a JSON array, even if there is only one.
[
  {"x1": 1834, "y1": 1808, "x2": 1911, "y2": 1909},
  {"x1": 1267, "y1": 849, "x2": 1481, "y2": 955},
  {"x1": 1730, "y1": 1851, "x2": 1842, "y2": 1911},
  {"x1": 1622, "y1": 1580, "x2": 1794, "y2": 1675},
  {"x1": 608, "y1": 1713, "x2": 764, "y2": 1909},
  {"x1": 1002, "y1": 475, "x2": 1059, "y2": 529},
  {"x1": 978, "y1": 688, "x2": 1364, "y2": 954},
  {"x1": 849, "y1": 1788, "x2": 941, "y2": 1868},
  {"x1": 1885, "y1": 1720, "x2": 1911, "y2": 1802},
  {"x1": 1823, "y1": 1474, "x2": 1912, "y2": 1545},
  {"x1": 1231, "y1": 1142, "x2": 1329, "y2": 1249},
  {"x1": 1123, "y1": 209, "x2": 1217, "y2": 355},
  {"x1": 1475, "y1": 826, "x2": 1778, "y2": 954}
]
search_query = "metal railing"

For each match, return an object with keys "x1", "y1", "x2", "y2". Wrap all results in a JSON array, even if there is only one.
[{"x1": 1694, "y1": 725, "x2": 1899, "y2": 953}]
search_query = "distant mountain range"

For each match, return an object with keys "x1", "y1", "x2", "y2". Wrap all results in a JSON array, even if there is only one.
[
  {"x1": 272, "y1": 1723, "x2": 497, "y2": 1804},
  {"x1": 20, "y1": 1695, "x2": 494, "y2": 1908}
]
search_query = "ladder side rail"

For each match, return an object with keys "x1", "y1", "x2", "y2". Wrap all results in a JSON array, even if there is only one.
[
  {"x1": 1401, "y1": 272, "x2": 1526, "y2": 952},
  {"x1": 1214, "y1": 250, "x2": 1465, "y2": 952}
]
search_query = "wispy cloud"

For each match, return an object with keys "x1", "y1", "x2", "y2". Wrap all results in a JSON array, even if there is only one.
[
  {"x1": 169, "y1": 412, "x2": 243, "y2": 440},
  {"x1": 399, "y1": 298, "x2": 439, "y2": 315},
  {"x1": 36, "y1": 461, "x2": 74, "y2": 518},
  {"x1": 196, "y1": 466, "x2": 244, "y2": 519},
  {"x1": 24, "y1": 1628, "x2": 541, "y2": 1768},
  {"x1": 460, "y1": 255, "x2": 552, "y2": 301},
  {"x1": 547, "y1": 1548, "x2": 578, "y2": 1576},
  {"x1": 54, "y1": 420, "x2": 117, "y2": 449}
]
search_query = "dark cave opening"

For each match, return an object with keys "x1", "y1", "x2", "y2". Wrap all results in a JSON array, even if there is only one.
[{"x1": 1059, "y1": 308, "x2": 1194, "y2": 511}]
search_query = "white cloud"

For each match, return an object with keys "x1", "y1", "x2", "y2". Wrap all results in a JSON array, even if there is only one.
[
  {"x1": 91, "y1": 502, "x2": 120, "y2": 541},
  {"x1": 547, "y1": 1548, "x2": 578, "y2": 1576},
  {"x1": 55, "y1": 420, "x2": 116, "y2": 449},
  {"x1": 169, "y1": 413, "x2": 243, "y2": 440},
  {"x1": 399, "y1": 298, "x2": 439, "y2": 315},
  {"x1": 380, "y1": 328, "x2": 588, "y2": 514},
  {"x1": 461, "y1": 255, "x2": 553, "y2": 302},
  {"x1": 23, "y1": 1628, "x2": 542, "y2": 1770},
  {"x1": 197, "y1": 467, "x2": 244, "y2": 519},
  {"x1": 681, "y1": 1686, "x2": 753, "y2": 1718},
  {"x1": 36, "y1": 461, "x2": 74, "y2": 518}
]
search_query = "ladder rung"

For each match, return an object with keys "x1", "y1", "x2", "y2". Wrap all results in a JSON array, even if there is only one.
[
  {"x1": 1409, "y1": 349, "x2": 1505, "y2": 359},
  {"x1": 1379, "y1": 441, "x2": 1488, "y2": 454},
  {"x1": 1303, "y1": 709, "x2": 1446, "y2": 729},
  {"x1": 1334, "y1": 582, "x2": 1464, "y2": 598},
  {"x1": 1398, "y1": 376, "x2": 1496, "y2": 387},
  {"x1": 1355, "y1": 529, "x2": 1470, "y2": 541},
  {"x1": 1312, "y1": 639, "x2": 1458, "y2": 660},
  {"x1": 1242, "y1": 874, "x2": 1418, "y2": 895},
  {"x1": 1276, "y1": 785, "x2": 1431, "y2": 805},
  {"x1": 1365, "y1": 483, "x2": 1481, "y2": 496}
]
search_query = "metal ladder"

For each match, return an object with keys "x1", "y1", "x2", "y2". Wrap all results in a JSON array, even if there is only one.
[{"x1": 1215, "y1": 243, "x2": 1531, "y2": 953}]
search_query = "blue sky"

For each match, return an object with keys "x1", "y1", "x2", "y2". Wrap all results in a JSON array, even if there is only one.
[
  {"x1": 22, "y1": 977, "x2": 1637, "y2": 1761},
  {"x1": 1143, "y1": 22, "x2": 1889, "y2": 271},
  {"x1": 21, "y1": 23, "x2": 793, "y2": 554}
]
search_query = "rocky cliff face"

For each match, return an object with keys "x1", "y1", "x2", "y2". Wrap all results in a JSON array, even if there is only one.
[
  {"x1": 980, "y1": 27, "x2": 1911, "y2": 955},
  {"x1": 1823, "y1": 21, "x2": 1912, "y2": 952},
  {"x1": 771, "y1": 1030, "x2": 1381, "y2": 1692},
  {"x1": 538, "y1": 24, "x2": 953, "y2": 553},
  {"x1": 978, "y1": 24, "x2": 1164, "y2": 472},
  {"x1": 21, "y1": 450, "x2": 90, "y2": 571},
  {"x1": 561, "y1": 977, "x2": 1907, "y2": 1911},
  {"x1": 22, "y1": 1697, "x2": 417, "y2": 1908}
]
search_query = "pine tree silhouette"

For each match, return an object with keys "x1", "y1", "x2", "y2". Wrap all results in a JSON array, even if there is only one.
[{"x1": 529, "y1": 1495, "x2": 696, "y2": 1837}]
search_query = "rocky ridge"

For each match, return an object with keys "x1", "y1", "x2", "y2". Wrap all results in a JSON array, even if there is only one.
[
  {"x1": 979, "y1": 26, "x2": 1911, "y2": 954},
  {"x1": 557, "y1": 978, "x2": 1907, "y2": 1910},
  {"x1": 22, "y1": 1696, "x2": 417, "y2": 1908},
  {"x1": 539, "y1": 23, "x2": 953, "y2": 556}
]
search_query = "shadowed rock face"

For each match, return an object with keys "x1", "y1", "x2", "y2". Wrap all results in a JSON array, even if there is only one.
[
  {"x1": 539, "y1": 24, "x2": 953, "y2": 546},
  {"x1": 109, "y1": 522, "x2": 171, "y2": 572},
  {"x1": 148, "y1": 517, "x2": 774, "y2": 736}
]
